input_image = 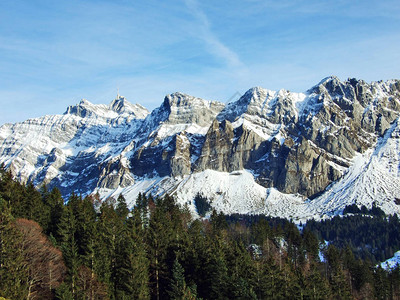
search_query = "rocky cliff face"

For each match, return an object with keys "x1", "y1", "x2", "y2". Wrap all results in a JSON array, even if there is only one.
[
  {"x1": 192, "y1": 77, "x2": 400, "y2": 198},
  {"x1": 1, "y1": 77, "x2": 400, "y2": 217}
]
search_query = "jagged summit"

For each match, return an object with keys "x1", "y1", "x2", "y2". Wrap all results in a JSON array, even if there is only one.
[
  {"x1": 109, "y1": 95, "x2": 129, "y2": 112},
  {"x1": 146, "y1": 92, "x2": 225, "y2": 128},
  {"x1": 217, "y1": 87, "x2": 275, "y2": 122},
  {"x1": 1, "y1": 76, "x2": 400, "y2": 220},
  {"x1": 109, "y1": 95, "x2": 149, "y2": 119},
  {"x1": 64, "y1": 98, "x2": 104, "y2": 118},
  {"x1": 64, "y1": 96, "x2": 149, "y2": 121},
  {"x1": 317, "y1": 75, "x2": 340, "y2": 85},
  {"x1": 218, "y1": 86, "x2": 304, "y2": 131}
]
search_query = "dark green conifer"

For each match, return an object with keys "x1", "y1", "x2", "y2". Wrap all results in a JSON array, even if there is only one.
[
  {"x1": 57, "y1": 204, "x2": 79, "y2": 297},
  {"x1": 116, "y1": 193, "x2": 130, "y2": 220},
  {"x1": 168, "y1": 258, "x2": 197, "y2": 300},
  {"x1": 115, "y1": 217, "x2": 150, "y2": 299},
  {"x1": 0, "y1": 197, "x2": 29, "y2": 299}
]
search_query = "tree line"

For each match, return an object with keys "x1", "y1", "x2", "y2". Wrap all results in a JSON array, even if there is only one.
[
  {"x1": 305, "y1": 206, "x2": 400, "y2": 263},
  {"x1": 1, "y1": 166, "x2": 400, "y2": 299}
]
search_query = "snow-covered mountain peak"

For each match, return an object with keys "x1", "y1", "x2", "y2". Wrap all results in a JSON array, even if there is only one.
[
  {"x1": 245, "y1": 86, "x2": 276, "y2": 99},
  {"x1": 371, "y1": 79, "x2": 400, "y2": 99},
  {"x1": 109, "y1": 96, "x2": 149, "y2": 119},
  {"x1": 218, "y1": 86, "x2": 305, "y2": 131},
  {"x1": 109, "y1": 95, "x2": 129, "y2": 112},
  {"x1": 306, "y1": 76, "x2": 399, "y2": 104},
  {"x1": 64, "y1": 96, "x2": 150, "y2": 123},
  {"x1": 65, "y1": 98, "x2": 114, "y2": 119},
  {"x1": 151, "y1": 92, "x2": 225, "y2": 127},
  {"x1": 163, "y1": 92, "x2": 223, "y2": 109},
  {"x1": 218, "y1": 87, "x2": 276, "y2": 122},
  {"x1": 317, "y1": 75, "x2": 340, "y2": 86},
  {"x1": 79, "y1": 98, "x2": 91, "y2": 105},
  {"x1": 306, "y1": 75, "x2": 351, "y2": 98},
  {"x1": 238, "y1": 86, "x2": 276, "y2": 104}
]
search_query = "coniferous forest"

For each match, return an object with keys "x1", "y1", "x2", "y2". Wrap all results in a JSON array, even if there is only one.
[{"x1": 1, "y1": 166, "x2": 400, "y2": 299}]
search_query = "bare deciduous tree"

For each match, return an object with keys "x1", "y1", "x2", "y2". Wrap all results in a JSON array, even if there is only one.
[{"x1": 14, "y1": 218, "x2": 67, "y2": 299}]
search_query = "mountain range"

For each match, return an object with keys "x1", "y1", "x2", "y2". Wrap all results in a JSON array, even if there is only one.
[{"x1": 1, "y1": 76, "x2": 400, "y2": 221}]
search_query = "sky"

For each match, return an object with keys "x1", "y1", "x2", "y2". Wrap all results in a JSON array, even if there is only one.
[{"x1": 0, "y1": 0, "x2": 400, "y2": 124}]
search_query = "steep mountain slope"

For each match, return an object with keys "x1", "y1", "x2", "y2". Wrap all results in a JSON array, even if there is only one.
[
  {"x1": 308, "y1": 118, "x2": 400, "y2": 216},
  {"x1": 0, "y1": 96, "x2": 150, "y2": 194},
  {"x1": 1, "y1": 76, "x2": 400, "y2": 219}
]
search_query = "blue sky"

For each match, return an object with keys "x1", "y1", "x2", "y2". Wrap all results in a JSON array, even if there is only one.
[{"x1": 1, "y1": 0, "x2": 399, "y2": 124}]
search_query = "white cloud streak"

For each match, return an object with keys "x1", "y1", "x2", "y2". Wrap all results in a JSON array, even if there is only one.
[{"x1": 183, "y1": 0, "x2": 244, "y2": 70}]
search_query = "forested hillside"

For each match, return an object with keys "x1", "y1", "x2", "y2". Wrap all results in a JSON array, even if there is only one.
[{"x1": 1, "y1": 166, "x2": 400, "y2": 299}]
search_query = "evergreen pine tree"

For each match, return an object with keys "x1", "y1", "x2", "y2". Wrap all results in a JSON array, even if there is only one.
[
  {"x1": 75, "y1": 196, "x2": 97, "y2": 264},
  {"x1": 147, "y1": 199, "x2": 173, "y2": 300},
  {"x1": 0, "y1": 167, "x2": 25, "y2": 216},
  {"x1": 0, "y1": 197, "x2": 29, "y2": 299},
  {"x1": 374, "y1": 266, "x2": 390, "y2": 300},
  {"x1": 303, "y1": 262, "x2": 331, "y2": 299},
  {"x1": 258, "y1": 258, "x2": 285, "y2": 299},
  {"x1": 389, "y1": 265, "x2": 400, "y2": 299},
  {"x1": 47, "y1": 187, "x2": 64, "y2": 239},
  {"x1": 250, "y1": 217, "x2": 272, "y2": 246},
  {"x1": 303, "y1": 229, "x2": 320, "y2": 261},
  {"x1": 204, "y1": 239, "x2": 229, "y2": 299},
  {"x1": 115, "y1": 218, "x2": 150, "y2": 299},
  {"x1": 39, "y1": 185, "x2": 52, "y2": 232},
  {"x1": 116, "y1": 193, "x2": 130, "y2": 220},
  {"x1": 168, "y1": 258, "x2": 197, "y2": 300},
  {"x1": 94, "y1": 199, "x2": 124, "y2": 299},
  {"x1": 57, "y1": 204, "x2": 79, "y2": 298},
  {"x1": 325, "y1": 245, "x2": 352, "y2": 299},
  {"x1": 184, "y1": 219, "x2": 209, "y2": 299},
  {"x1": 136, "y1": 193, "x2": 149, "y2": 228},
  {"x1": 25, "y1": 182, "x2": 47, "y2": 226}
]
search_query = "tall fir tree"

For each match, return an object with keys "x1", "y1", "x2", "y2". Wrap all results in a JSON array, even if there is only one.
[
  {"x1": 147, "y1": 201, "x2": 173, "y2": 300},
  {"x1": 325, "y1": 245, "x2": 352, "y2": 299},
  {"x1": 95, "y1": 199, "x2": 124, "y2": 299},
  {"x1": 115, "y1": 193, "x2": 130, "y2": 220},
  {"x1": 57, "y1": 204, "x2": 79, "y2": 298},
  {"x1": 46, "y1": 187, "x2": 64, "y2": 240},
  {"x1": 168, "y1": 258, "x2": 197, "y2": 300},
  {"x1": 25, "y1": 182, "x2": 47, "y2": 228},
  {"x1": 115, "y1": 217, "x2": 150, "y2": 299},
  {"x1": 0, "y1": 197, "x2": 29, "y2": 299}
]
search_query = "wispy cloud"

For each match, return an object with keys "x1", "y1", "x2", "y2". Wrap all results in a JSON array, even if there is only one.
[
  {"x1": 183, "y1": 0, "x2": 244, "y2": 70},
  {"x1": 0, "y1": 0, "x2": 399, "y2": 125}
]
